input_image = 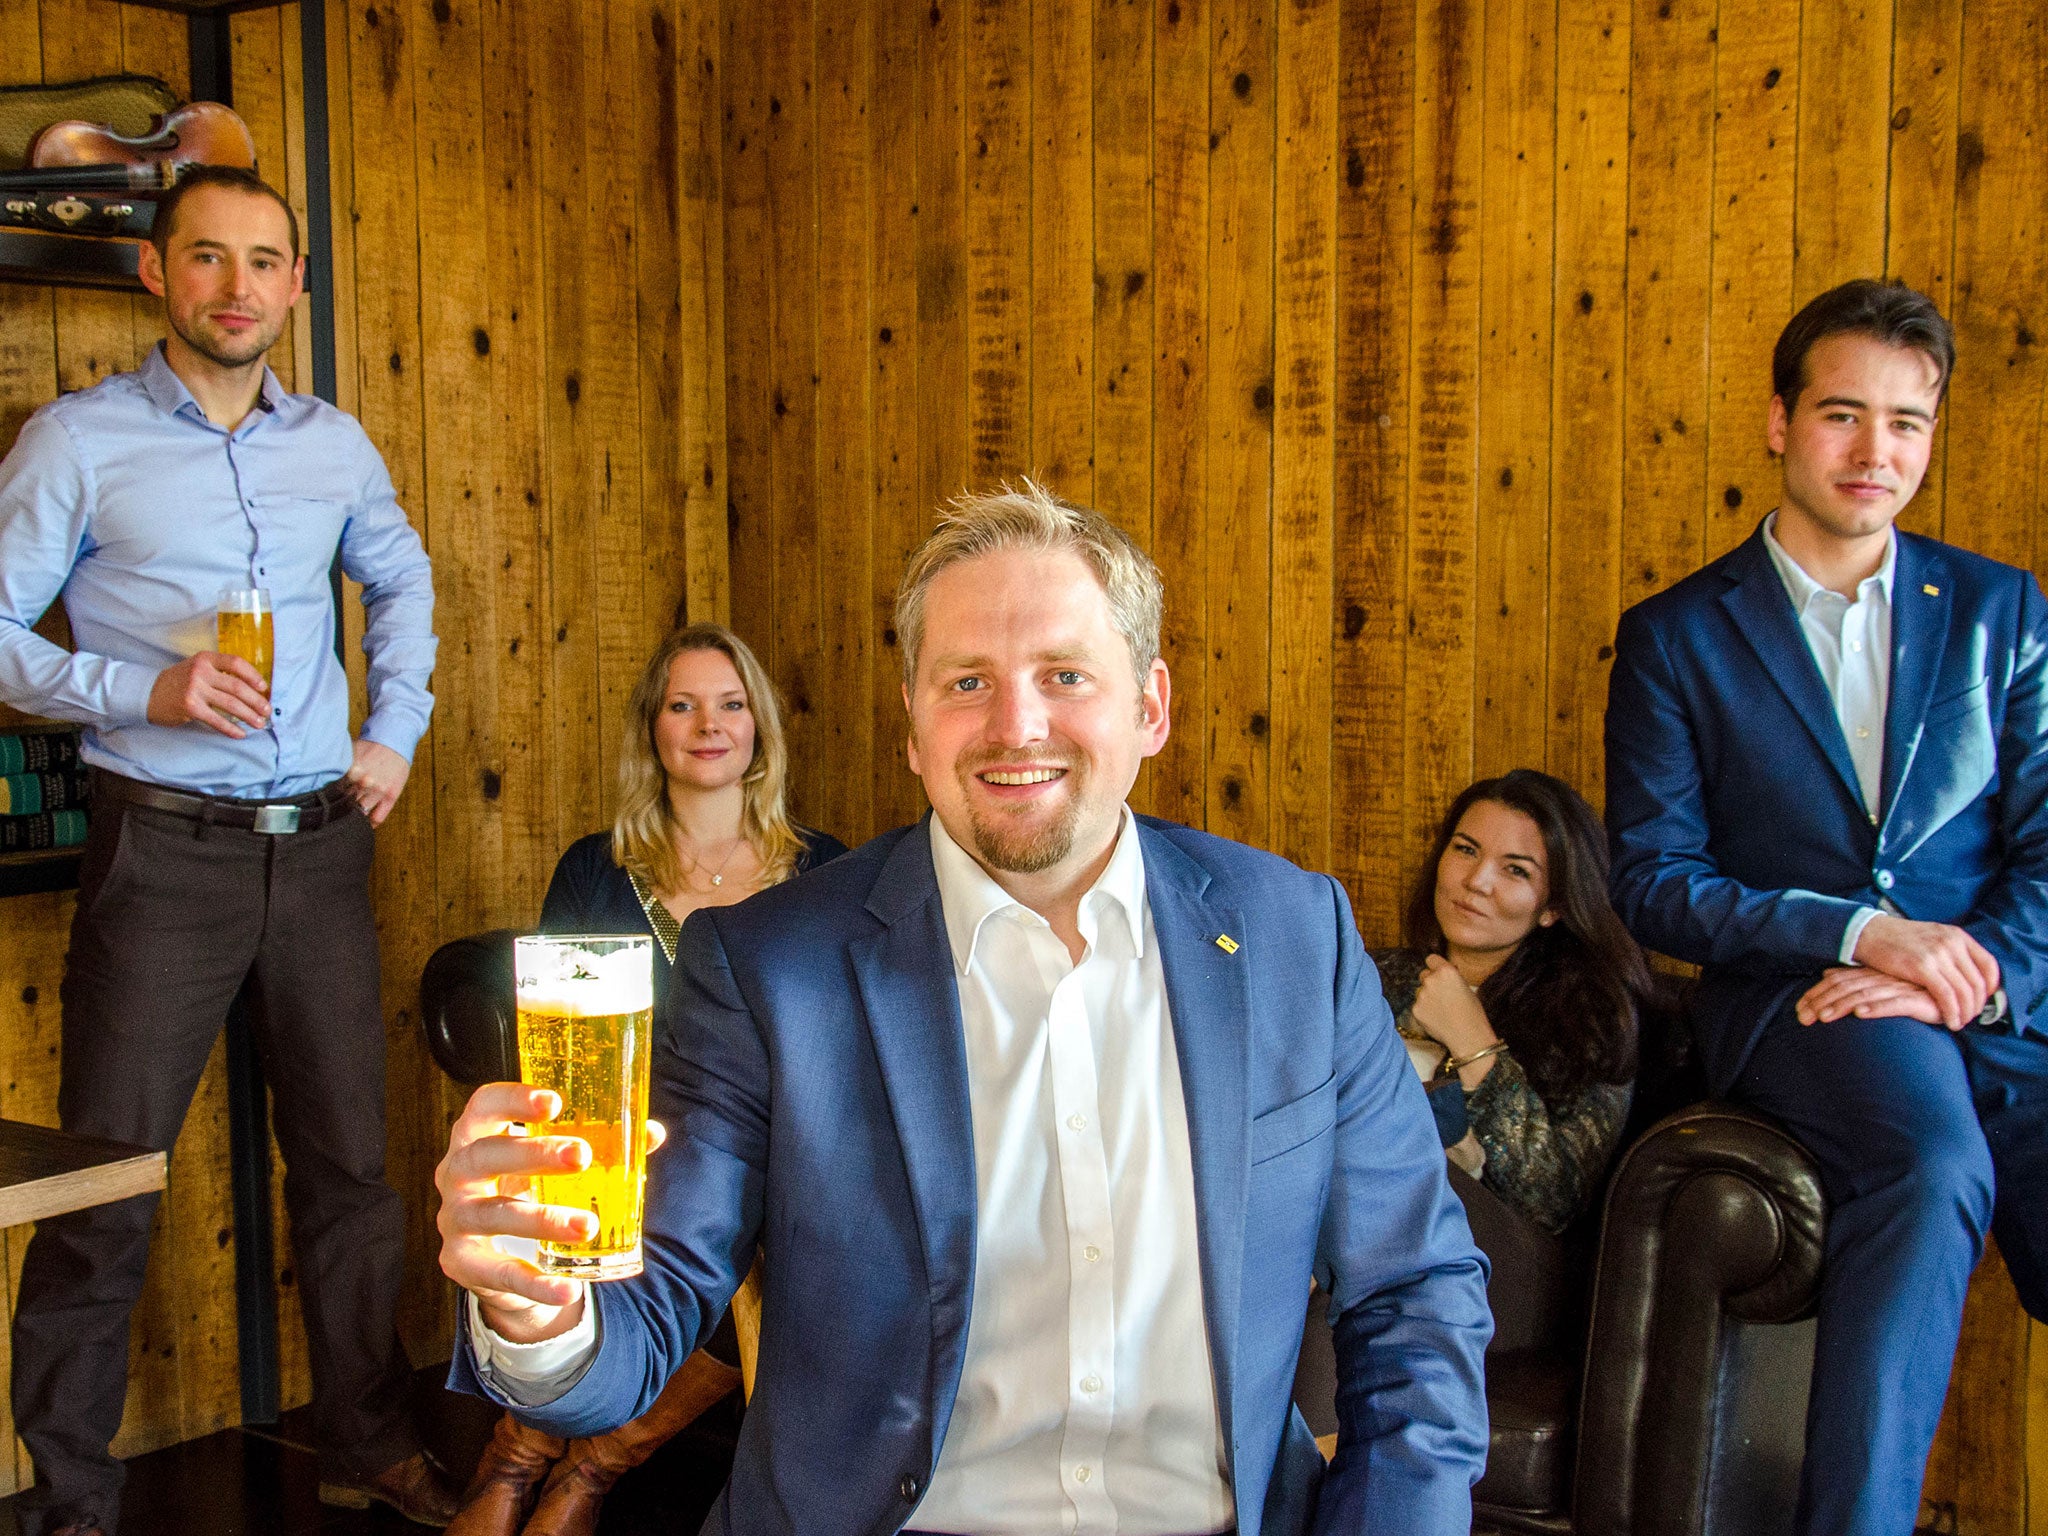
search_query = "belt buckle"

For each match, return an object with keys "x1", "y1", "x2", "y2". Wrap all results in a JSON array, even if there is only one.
[{"x1": 252, "y1": 803, "x2": 301, "y2": 835}]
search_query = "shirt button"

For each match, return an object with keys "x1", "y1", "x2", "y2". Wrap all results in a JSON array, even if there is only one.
[
  {"x1": 1074, "y1": 1465, "x2": 1092, "y2": 1484},
  {"x1": 1080, "y1": 1374, "x2": 1102, "y2": 1393},
  {"x1": 899, "y1": 1474, "x2": 920, "y2": 1501},
  {"x1": 1066, "y1": 1113, "x2": 1087, "y2": 1132},
  {"x1": 1851, "y1": 641, "x2": 1863, "y2": 652},
  {"x1": 1083, "y1": 1244, "x2": 1101, "y2": 1262},
  {"x1": 1855, "y1": 727, "x2": 1870, "y2": 738},
  {"x1": 1877, "y1": 870, "x2": 1895, "y2": 890}
]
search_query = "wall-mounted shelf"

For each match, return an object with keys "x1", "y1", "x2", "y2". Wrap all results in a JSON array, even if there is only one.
[
  {"x1": 0, "y1": 848, "x2": 84, "y2": 899},
  {"x1": 0, "y1": 227, "x2": 143, "y2": 290}
]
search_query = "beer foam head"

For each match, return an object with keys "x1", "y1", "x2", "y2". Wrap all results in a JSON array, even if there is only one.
[{"x1": 516, "y1": 940, "x2": 653, "y2": 1016}]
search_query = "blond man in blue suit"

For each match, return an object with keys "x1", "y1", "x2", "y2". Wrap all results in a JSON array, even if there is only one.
[{"x1": 435, "y1": 485, "x2": 1491, "y2": 1535}]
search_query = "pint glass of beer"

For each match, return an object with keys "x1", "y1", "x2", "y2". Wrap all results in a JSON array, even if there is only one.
[
  {"x1": 215, "y1": 587, "x2": 274, "y2": 687},
  {"x1": 512, "y1": 935, "x2": 655, "y2": 1281}
]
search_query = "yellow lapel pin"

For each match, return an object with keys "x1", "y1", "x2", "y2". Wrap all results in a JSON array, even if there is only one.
[
  {"x1": 1215, "y1": 934, "x2": 1240, "y2": 955},
  {"x1": 1923, "y1": 584, "x2": 1940, "y2": 596}
]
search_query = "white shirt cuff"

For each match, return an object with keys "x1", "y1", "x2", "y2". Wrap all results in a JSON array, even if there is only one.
[
  {"x1": 466, "y1": 1289, "x2": 600, "y2": 1407},
  {"x1": 1840, "y1": 905, "x2": 1884, "y2": 965}
]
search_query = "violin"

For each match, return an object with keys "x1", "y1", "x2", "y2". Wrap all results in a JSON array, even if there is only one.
[{"x1": 0, "y1": 101, "x2": 256, "y2": 193}]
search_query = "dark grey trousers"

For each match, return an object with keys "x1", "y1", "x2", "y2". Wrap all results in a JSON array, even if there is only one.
[{"x1": 10, "y1": 785, "x2": 416, "y2": 1536}]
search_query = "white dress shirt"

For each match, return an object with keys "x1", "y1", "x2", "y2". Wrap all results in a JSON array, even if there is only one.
[
  {"x1": 1762, "y1": 513, "x2": 1893, "y2": 963},
  {"x1": 472, "y1": 809, "x2": 1233, "y2": 1534}
]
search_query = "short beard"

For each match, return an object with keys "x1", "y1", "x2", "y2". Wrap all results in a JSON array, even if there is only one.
[
  {"x1": 172, "y1": 310, "x2": 283, "y2": 370},
  {"x1": 966, "y1": 798, "x2": 1080, "y2": 873},
  {"x1": 956, "y1": 749, "x2": 1085, "y2": 873}
]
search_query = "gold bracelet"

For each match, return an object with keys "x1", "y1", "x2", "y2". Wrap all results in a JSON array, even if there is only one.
[{"x1": 1441, "y1": 1040, "x2": 1508, "y2": 1075}]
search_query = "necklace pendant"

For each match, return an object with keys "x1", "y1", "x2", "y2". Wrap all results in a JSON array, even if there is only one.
[{"x1": 711, "y1": 873, "x2": 723, "y2": 886}]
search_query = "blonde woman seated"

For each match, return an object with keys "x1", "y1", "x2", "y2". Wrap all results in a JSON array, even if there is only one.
[
  {"x1": 452, "y1": 624, "x2": 847, "y2": 1536},
  {"x1": 1376, "y1": 769, "x2": 1647, "y2": 1236}
]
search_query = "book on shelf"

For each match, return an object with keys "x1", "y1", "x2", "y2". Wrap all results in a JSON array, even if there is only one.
[
  {"x1": 0, "y1": 767, "x2": 90, "y2": 815},
  {"x1": 0, "y1": 809, "x2": 87, "y2": 853},
  {"x1": 0, "y1": 729, "x2": 82, "y2": 776}
]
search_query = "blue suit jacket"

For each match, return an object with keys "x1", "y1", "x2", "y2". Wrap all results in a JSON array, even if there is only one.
[
  {"x1": 454, "y1": 815, "x2": 1491, "y2": 1535},
  {"x1": 1605, "y1": 524, "x2": 2048, "y2": 1091}
]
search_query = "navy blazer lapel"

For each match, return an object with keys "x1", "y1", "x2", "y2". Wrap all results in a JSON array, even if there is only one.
[
  {"x1": 1140, "y1": 823, "x2": 1251, "y2": 1462},
  {"x1": 1880, "y1": 537, "x2": 1951, "y2": 823},
  {"x1": 848, "y1": 820, "x2": 977, "y2": 1449},
  {"x1": 1718, "y1": 529, "x2": 1864, "y2": 804}
]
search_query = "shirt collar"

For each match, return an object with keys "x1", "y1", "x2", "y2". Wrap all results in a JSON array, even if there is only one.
[
  {"x1": 1762, "y1": 510, "x2": 1896, "y2": 609},
  {"x1": 139, "y1": 341, "x2": 285, "y2": 425},
  {"x1": 928, "y1": 807, "x2": 1149, "y2": 977}
]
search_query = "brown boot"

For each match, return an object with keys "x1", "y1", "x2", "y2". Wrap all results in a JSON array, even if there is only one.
[
  {"x1": 446, "y1": 1413, "x2": 567, "y2": 1536},
  {"x1": 520, "y1": 1351, "x2": 742, "y2": 1536}
]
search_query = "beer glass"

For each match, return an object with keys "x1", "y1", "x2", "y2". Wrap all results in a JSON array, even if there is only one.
[
  {"x1": 512, "y1": 934, "x2": 655, "y2": 1280},
  {"x1": 215, "y1": 587, "x2": 274, "y2": 687}
]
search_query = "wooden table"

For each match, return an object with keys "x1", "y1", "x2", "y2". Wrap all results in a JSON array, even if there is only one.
[{"x1": 0, "y1": 1119, "x2": 165, "y2": 1228}]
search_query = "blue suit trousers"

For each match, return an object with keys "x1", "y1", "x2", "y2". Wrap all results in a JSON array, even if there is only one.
[{"x1": 1734, "y1": 1009, "x2": 2048, "y2": 1536}]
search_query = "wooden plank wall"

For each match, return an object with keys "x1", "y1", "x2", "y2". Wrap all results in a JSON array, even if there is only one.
[
  {"x1": 0, "y1": 0, "x2": 727, "y2": 1489},
  {"x1": 716, "y1": 0, "x2": 2048, "y2": 1528}
]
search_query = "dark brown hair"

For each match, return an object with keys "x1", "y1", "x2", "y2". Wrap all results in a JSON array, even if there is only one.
[
  {"x1": 1405, "y1": 769, "x2": 1646, "y2": 1097},
  {"x1": 149, "y1": 165, "x2": 300, "y2": 262},
  {"x1": 1772, "y1": 278, "x2": 1954, "y2": 411}
]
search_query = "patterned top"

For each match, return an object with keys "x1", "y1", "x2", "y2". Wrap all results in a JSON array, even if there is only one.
[
  {"x1": 627, "y1": 869, "x2": 685, "y2": 963},
  {"x1": 1373, "y1": 947, "x2": 1633, "y2": 1235}
]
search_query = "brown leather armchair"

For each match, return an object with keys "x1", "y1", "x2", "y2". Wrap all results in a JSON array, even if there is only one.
[{"x1": 1294, "y1": 1101, "x2": 1826, "y2": 1535}]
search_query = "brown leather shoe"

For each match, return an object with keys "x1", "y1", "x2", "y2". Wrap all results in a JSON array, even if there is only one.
[
  {"x1": 520, "y1": 1351, "x2": 741, "y2": 1536},
  {"x1": 446, "y1": 1413, "x2": 566, "y2": 1536},
  {"x1": 318, "y1": 1449, "x2": 463, "y2": 1527}
]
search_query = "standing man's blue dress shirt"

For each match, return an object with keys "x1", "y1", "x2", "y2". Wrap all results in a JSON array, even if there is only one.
[{"x1": 0, "y1": 343, "x2": 436, "y2": 798}]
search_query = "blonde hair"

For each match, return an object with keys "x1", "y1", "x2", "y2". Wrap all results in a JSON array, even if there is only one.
[
  {"x1": 893, "y1": 480, "x2": 1164, "y2": 690},
  {"x1": 612, "y1": 624, "x2": 804, "y2": 893}
]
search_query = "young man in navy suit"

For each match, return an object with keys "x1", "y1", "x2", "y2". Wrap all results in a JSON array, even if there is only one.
[
  {"x1": 1605, "y1": 280, "x2": 2048, "y2": 1536},
  {"x1": 434, "y1": 485, "x2": 1491, "y2": 1535}
]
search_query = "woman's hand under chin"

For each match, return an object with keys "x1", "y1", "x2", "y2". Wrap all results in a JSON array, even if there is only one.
[{"x1": 1411, "y1": 953, "x2": 1500, "y2": 1060}]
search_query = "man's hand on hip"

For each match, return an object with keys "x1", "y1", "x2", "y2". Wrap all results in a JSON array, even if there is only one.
[
  {"x1": 345, "y1": 739, "x2": 410, "y2": 826},
  {"x1": 1849, "y1": 913, "x2": 1999, "y2": 1028},
  {"x1": 148, "y1": 652, "x2": 269, "y2": 736},
  {"x1": 436, "y1": 1082, "x2": 669, "y2": 1345}
]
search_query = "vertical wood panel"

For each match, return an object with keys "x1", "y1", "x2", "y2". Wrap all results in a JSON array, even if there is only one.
[
  {"x1": 721, "y1": 0, "x2": 774, "y2": 654},
  {"x1": 763, "y1": 0, "x2": 821, "y2": 823},
  {"x1": 1792, "y1": 0, "x2": 1895, "y2": 304},
  {"x1": 1331, "y1": 0, "x2": 1413, "y2": 941},
  {"x1": 869, "y1": 0, "x2": 922, "y2": 838},
  {"x1": 817, "y1": 0, "x2": 875, "y2": 846},
  {"x1": 1404, "y1": 0, "x2": 1482, "y2": 868},
  {"x1": 1704, "y1": 0, "x2": 1797, "y2": 561},
  {"x1": 636, "y1": 0, "x2": 689, "y2": 646},
  {"x1": 481, "y1": 0, "x2": 552, "y2": 923},
  {"x1": 1031, "y1": 0, "x2": 1092, "y2": 497},
  {"x1": 1092, "y1": 0, "x2": 1151, "y2": 542},
  {"x1": 967, "y1": 0, "x2": 1029, "y2": 484},
  {"x1": 1883, "y1": 0, "x2": 1962, "y2": 541},
  {"x1": 678, "y1": 0, "x2": 731, "y2": 625},
  {"x1": 1202, "y1": 0, "x2": 1271, "y2": 849},
  {"x1": 1619, "y1": 0, "x2": 1713, "y2": 615},
  {"x1": 1269, "y1": 0, "x2": 1334, "y2": 871},
  {"x1": 917, "y1": 0, "x2": 970, "y2": 523},
  {"x1": 1543, "y1": 0, "x2": 1628, "y2": 804},
  {"x1": 1472, "y1": 0, "x2": 1554, "y2": 778},
  {"x1": 1147, "y1": 0, "x2": 1208, "y2": 832}
]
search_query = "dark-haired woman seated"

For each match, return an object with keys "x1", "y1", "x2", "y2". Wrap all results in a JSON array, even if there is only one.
[
  {"x1": 1375, "y1": 769, "x2": 1648, "y2": 1235},
  {"x1": 452, "y1": 623, "x2": 846, "y2": 1536}
]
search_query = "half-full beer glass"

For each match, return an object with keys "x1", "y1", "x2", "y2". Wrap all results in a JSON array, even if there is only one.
[{"x1": 513, "y1": 934, "x2": 654, "y2": 1280}]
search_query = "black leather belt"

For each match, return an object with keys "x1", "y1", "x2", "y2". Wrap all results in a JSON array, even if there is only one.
[{"x1": 92, "y1": 769, "x2": 356, "y2": 834}]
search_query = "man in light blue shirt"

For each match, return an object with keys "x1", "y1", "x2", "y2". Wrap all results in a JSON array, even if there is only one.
[{"x1": 0, "y1": 167, "x2": 451, "y2": 1535}]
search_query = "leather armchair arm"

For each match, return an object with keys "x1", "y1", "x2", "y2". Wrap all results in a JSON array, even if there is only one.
[
  {"x1": 1572, "y1": 1102, "x2": 1825, "y2": 1536},
  {"x1": 418, "y1": 928, "x2": 525, "y2": 1086}
]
